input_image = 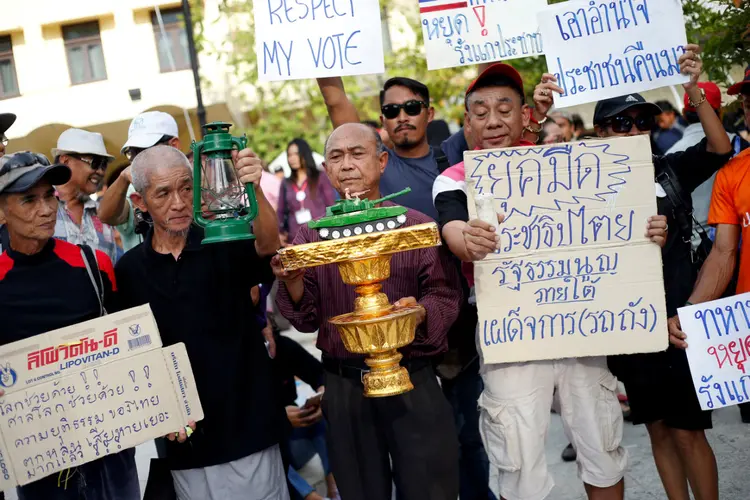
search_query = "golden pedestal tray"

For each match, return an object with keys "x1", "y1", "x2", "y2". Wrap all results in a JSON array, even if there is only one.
[{"x1": 278, "y1": 223, "x2": 441, "y2": 397}]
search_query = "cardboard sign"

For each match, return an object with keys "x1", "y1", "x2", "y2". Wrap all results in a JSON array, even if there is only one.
[
  {"x1": 537, "y1": 0, "x2": 689, "y2": 108},
  {"x1": 678, "y1": 293, "x2": 750, "y2": 411},
  {"x1": 254, "y1": 0, "x2": 385, "y2": 81},
  {"x1": 467, "y1": 136, "x2": 668, "y2": 364},
  {"x1": 419, "y1": 0, "x2": 547, "y2": 70},
  {"x1": 0, "y1": 306, "x2": 203, "y2": 488}
]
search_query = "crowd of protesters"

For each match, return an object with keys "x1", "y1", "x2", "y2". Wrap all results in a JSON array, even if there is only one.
[{"x1": 0, "y1": 41, "x2": 748, "y2": 500}]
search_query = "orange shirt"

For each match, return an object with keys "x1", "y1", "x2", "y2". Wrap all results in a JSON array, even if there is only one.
[{"x1": 708, "y1": 148, "x2": 750, "y2": 293}]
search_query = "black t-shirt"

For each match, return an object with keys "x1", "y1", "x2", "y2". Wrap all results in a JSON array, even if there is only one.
[
  {"x1": 274, "y1": 335, "x2": 324, "y2": 407},
  {"x1": 0, "y1": 238, "x2": 115, "y2": 344},
  {"x1": 115, "y1": 225, "x2": 281, "y2": 470},
  {"x1": 656, "y1": 138, "x2": 733, "y2": 317}
]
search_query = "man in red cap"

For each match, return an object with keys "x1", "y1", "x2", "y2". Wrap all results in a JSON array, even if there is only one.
[{"x1": 432, "y1": 60, "x2": 678, "y2": 500}]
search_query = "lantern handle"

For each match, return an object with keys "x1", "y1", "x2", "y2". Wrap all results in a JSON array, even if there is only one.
[
  {"x1": 233, "y1": 136, "x2": 259, "y2": 221},
  {"x1": 191, "y1": 140, "x2": 211, "y2": 228}
]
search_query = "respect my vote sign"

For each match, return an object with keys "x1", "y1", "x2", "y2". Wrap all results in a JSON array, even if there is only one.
[
  {"x1": 467, "y1": 135, "x2": 668, "y2": 364},
  {"x1": 419, "y1": 0, "x2": 547, "y2": 71},
  {"x1": 537, "y1": 0, "x2": 689, "y2": 108},
  {"x1": 254, "y1": 0, "x2": 385, "y2": 81},
  {"x1": 679, "y1": 294, "x2": 750, "y2": 411}
]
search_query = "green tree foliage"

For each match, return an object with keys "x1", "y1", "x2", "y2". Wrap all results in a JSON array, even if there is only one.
[
  {"x1": 197, "y1": 0, "x2": 747, "y2": 161},
  {"x1": 682, "y1": 0, "x2": 750, "y2": 83}
]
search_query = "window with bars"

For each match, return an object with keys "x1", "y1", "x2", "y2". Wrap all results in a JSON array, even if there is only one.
[
  {"x1": 63, "y1": 21, "x2": 107, "y2": 85},
  {"x1": 0, "y1": 36, "x2": 20, "y2": 99},
  {"x1": 152, "y1": 8, "x2": 191, "y2": 72}
]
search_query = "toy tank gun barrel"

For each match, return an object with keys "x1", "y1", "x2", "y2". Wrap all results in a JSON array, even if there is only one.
[{"x1": 371, "y1": 188, "x2": 411, "y2": 205}]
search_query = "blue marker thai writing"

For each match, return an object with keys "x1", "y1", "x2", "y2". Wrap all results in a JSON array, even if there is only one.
[{"x1": 555, "y1": 0, "x2": 650, "y2": 42}]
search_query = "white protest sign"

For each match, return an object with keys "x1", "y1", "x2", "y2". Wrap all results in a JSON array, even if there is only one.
[
  {"x1": 537, "y1": 0, "x2": 689, "y2": 108},
  {"x1": 419, "y1": 0, "x2": 547, "y2": 70},
  {"x1": 0, "y1": 306, "x2": 203, "y2": 487},
  {"x1": 467, "y1": 135, "x2": 668, "y2": 364},
  {"x1": 254, "y1": 0, "x2": 385, "y2": 81},
  {"x1": 678, "y1": 293, "x2": 750, "y2": 411}
]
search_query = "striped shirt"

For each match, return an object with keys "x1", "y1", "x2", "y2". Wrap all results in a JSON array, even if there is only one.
[
  {"x1": 54, "y1": 196, "x2": 123, "y2": 264},
  {"x1": 431, "y1": 141, "x2": 535, "y2": 286},
  {"x1": 275, "y1": 202, "x2": 462, "y2": 360}
]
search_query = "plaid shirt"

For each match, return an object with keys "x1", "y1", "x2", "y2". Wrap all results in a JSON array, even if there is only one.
[{"x1": 54, "y1": 196, "x2": 123, "y2": 264}]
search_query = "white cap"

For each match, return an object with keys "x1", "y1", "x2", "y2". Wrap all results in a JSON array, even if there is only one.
[
  {"x1": 51, "y1": 128, "x2": 114, "y2": 160},
  {"x1": 121, "y1": 111, "x2": 179, "y2": 153}
]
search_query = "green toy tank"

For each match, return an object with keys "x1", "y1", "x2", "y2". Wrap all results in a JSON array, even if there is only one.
[{"x1": 308, "y1": 188, "x2": 411, "y2": 240}]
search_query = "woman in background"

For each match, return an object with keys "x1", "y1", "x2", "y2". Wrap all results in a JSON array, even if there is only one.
[{"x1": 277, "y1": 138, "x2": 336, "y2": 245}]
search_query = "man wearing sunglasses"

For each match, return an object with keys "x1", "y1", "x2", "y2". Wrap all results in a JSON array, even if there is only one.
[
  {"x1": 597, "y1": 44, "x2": 732, "y2": 500},
  {"x1": 318, "y1": 75, "x2": 450, "y2": 220},
  {"x1": 51, "y1": 128, "x2": 122, "y2": 264},
  {"x1": 98, "y1": 111, "x2": 182, "y2": 252}
]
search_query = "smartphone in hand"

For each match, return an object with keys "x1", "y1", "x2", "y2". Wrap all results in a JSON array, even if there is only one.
[{"x1": 303, "y1": 391, "x2": 324, "y2": 409}]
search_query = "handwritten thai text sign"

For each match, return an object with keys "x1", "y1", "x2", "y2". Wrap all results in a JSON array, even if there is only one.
[
  {"x1": 254, "y1": 0, "x2": 385, "y2": 81},
  {"x1": 537, "y1": 0, "x2": 689, "y2": 108},
  {"x1": 678, "y1": 294, "x2": 750, "y2": 411},
  {"x1": 467, "y1": 135, "x2": 668, "y2": 364},
  {"x1": 0, "y1": 306, "x2": 203, "y2": 488},
  {"x1": 419, "y1": 0, "x2": 547, "y2": 70}
]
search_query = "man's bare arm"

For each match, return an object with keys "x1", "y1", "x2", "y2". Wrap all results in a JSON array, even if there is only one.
[
  {"x1": 317, "y1": 77, "x2": 360, "y2": 129},
  {"x1": 98, "y1": 168, "x2": 132, "y2": 226},
  {"x1": 442, "y1": 221, "x2": 472, "y2": 262},
  {"x1": 688, "y1": 224, "x2": 740, "y2": 303}
]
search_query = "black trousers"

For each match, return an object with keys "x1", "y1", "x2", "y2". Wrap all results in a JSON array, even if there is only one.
[{"x1": 322, "y1": 364, "x2": 459, "y2": 500}]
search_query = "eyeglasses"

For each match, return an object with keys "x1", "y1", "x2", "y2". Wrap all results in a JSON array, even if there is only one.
[
  {"x1": 381, "y1": 100, "x2": 428, "y2": 120},
  {"x1": 71, "y1": 154, "x2": 108, "y2": 172},
  {"x1": 603, "y1": 114, "x2": 656, "y2": 134}
]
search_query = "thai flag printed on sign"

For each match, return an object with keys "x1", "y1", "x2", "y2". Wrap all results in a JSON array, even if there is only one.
[{"x1": 418, "y1": 0, "x2": 468, "y2": 14}]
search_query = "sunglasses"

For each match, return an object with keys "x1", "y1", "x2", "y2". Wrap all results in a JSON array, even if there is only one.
[
  {"x1": 381, "y1": 100, "x2": 428, "y2": 120},
  {"x1": 603, "y1": 114, "x2": 655, "y2": 134},
  {"x1": 123, "y1": 136, "x2": 173, "y2": 161},
  {"x1": 0, "y1": 134, "x2": 7, "y2": 147},
  {"x1": 70, "y1": 154, "x2": 108, "y2": 172}
]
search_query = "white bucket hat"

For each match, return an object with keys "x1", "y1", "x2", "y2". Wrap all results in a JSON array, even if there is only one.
[
  {"x1": 51, "y1": 128, "x2": 114, "y2": 161},
  {"x1": 121, "y1": 111, "x2": 179, "y2": 153}
]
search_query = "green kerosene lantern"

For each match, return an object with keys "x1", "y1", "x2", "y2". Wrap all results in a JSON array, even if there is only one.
[{"x1": 191, "y1": 122, "x2": 258, "y2": 244}]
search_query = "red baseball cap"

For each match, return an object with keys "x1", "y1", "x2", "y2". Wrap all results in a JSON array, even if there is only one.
[
  {"x1": 466, "y1": 63, "x2": 524, "y2": 99},
  {"x1": 683, "y1": 82, "x2": 722, "y2": 112},
  {"x1": 728, "y1": 65, "x2": 750, "y2": 96}
]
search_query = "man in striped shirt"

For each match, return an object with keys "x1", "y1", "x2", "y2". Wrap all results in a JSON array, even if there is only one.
[{"x1": 432, "y1": 63, "x2": 633, "y2": 500}]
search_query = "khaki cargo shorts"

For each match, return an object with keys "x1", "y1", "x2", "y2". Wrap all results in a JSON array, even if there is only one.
[{"x1": 479, "y1": 357, "x2": 627, "y2": 500}]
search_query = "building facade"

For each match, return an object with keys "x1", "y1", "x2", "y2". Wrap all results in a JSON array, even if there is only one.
[{"x1": 0, "y1": 0, "x2": 238, "y2": 170}]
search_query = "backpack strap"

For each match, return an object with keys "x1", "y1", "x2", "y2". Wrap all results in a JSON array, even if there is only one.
[
  {"x1": 79, "y1": 245, "x2": 106, "y2": 317},
  {"x1": 433, "y1": 146, "x2": 451, "y2": 174}
]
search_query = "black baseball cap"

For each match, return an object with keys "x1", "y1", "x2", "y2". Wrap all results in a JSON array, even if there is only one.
[
  {"x1": 0, "y1": 152, "x2": 71, "y2": 195},
  {"x1": 593, "y1": 94, "x2": 662, "y2": 125},
  {"x1": 0, "y1": 113, "x2": 15, "y2": 136}
]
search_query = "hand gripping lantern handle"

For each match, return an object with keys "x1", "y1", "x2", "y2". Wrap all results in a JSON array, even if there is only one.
[{"x1": 192, "y1": 133, "x2": 258, "y2": 227}]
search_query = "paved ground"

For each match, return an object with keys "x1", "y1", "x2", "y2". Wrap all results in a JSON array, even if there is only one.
[{"x1": 7, "y1": 328, "x2": 748, "y2": 499}]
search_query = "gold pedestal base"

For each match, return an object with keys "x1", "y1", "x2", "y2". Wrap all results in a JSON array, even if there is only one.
[
  {"x1": 331, "y1": 304, "x2": 422, "y2": 397},
  {"x1": 364, "y1": 351, "x2": 413, "y2": 397},
  {"x1": 278, "y1": 223, "x2": 441, "y2": 397}
]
